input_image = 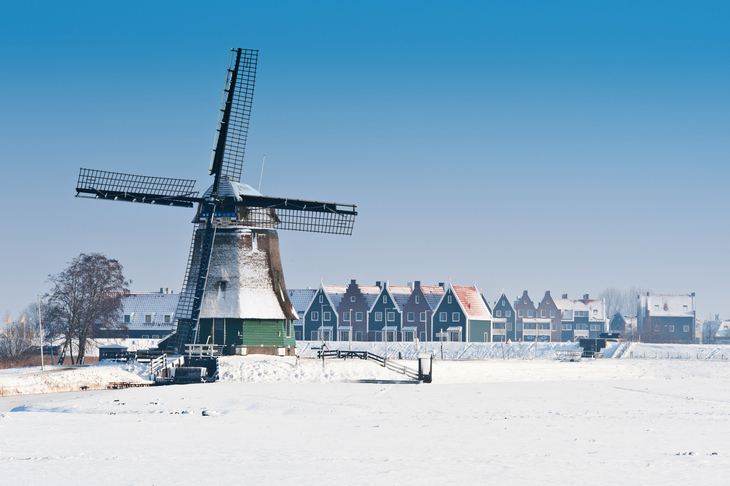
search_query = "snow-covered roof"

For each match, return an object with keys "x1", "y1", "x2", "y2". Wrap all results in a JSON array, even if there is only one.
[
  {"x1": 421, "y1": 285, "x2": 445, "y2": 309},
  {"x1": 359, "y1": 286, "x2": 381, "y2": 310},
  {"x1": 288, "y1": 289, "x2": 317, "y2": 314},
  {"x1": 121, "y1": 292, "x2": 179, "y2": 329},
  {"x1": 322, "y1": 285, "x2": 347, "y2": 310},
  {"x1": 642, "y1": 294, "x2": 695, "y2": 317},
  {"x1": 553, "y1": 298, "x2": 605, "y2": 321},
  {"x1": 715, "y1": 321, "x2": 730, "y2": 338},
  {"x1": 387, "y1": 285, "x2": 413, "y2": 311},
  {"x1": 202, "y1": 179, "x2": 262, "y2": 200},
  {"x1": 452, "y1": 286, "x2": 492, "y2": 319}
]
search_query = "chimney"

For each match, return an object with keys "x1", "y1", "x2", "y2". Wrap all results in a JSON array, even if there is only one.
[
  {"x1": 583, "y1": 294, "x2": 589, "y2": 300},
  {"x1": 562, "y1": 293, "x2": 568, "y2": 299},
  {"x1": 375, "y1": 281, "x2": 382, "y2": 288},
  {"x1": 438, "y1": 282, "x2": 445, "y2": 289},
  {"x1": 413, "y1": 280, "x2": 421, "y2": 290},
  {"x1": 165, "y1": 287, "x2": 169, "y2": 294},
  {"x1": 350, "y1": 279, "x2": 357, "y2": 285},
  {"x1": 407, "y1": 282, "x2": 413, "y2": 289},
  {"x1": 160, "y1": 288, "x2": 164, "y2": 293}
]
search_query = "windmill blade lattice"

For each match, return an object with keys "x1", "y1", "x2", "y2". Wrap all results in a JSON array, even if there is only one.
[
  {"x1": 76, "y1": 168, "x2": 199, "y2": 207},
  {"x1": 209, "y1": 48, "x2": 258, "y2": 184}
]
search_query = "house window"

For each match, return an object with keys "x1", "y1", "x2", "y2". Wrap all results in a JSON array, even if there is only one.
[
  {"x1": 507, "y1": 323, "x2": 512, "y2": 331},
  {"x1": 495, "y1": 310, "x2": 502, "y2": 317},
  {"x1": 344, "y1": 311, "x2": 351, "y2": 322},
  {"x1": 683, "y1": 325, "x2": 689, "y2": 332},
  {"x1": 355, "y1": 331, "x2": 363, "y2": 341},
  {"x1": 356, "y1": 312, "x2": 363, "y2": 321},
  {"x1": 383, "y1": 296, "x2": 388, "y2": 304},
  {"x1": 142, "y1": 335, "x2": 149, "y2": 339},
  {"x1": 415, "y1": 296, "x2": 420, "y2": 304},
  {"x1": 351, "y1": 296, "x2": 356, "y2": 302},
  {"x1": 324, "y1": 312, "x2": 331, "y2": 321},
  {"x1": 528, "y1": 310, "x2": 533, "y2": 318},
  {"x1": 164, "y1": 315, "x2": 171, "y2": 323},
  {"x1": 518, "y1": 309, "x2": 523, "y2": 318},
  {"x1": 407, "y1": 312, "x2": 415, "y2": 322},
  {"x1": 374, "y1": 331, "x2": 382, "y2": 341},
  {"x1": 562, "y1": 323, "x2": 572, "y2": 330},
  {"x1": 505, "y1": 310, "x2": 511, "y2": 317},
  {"x1": 550, "y1": 310, "x2": 555, "y2": 318},
  {"x1": 552, "y1": 323, "x2": 556, "y2": 331},
  {"x1": 669, "y1": 325, "x2": 675, "y2": 332},
  {"x1": 420, "y1": 332, "x2": 427, "y2": 341},
  {"x1": 517, "y1": 322, "x2": 523, "y2": 331},
  {"x1": 502, "y1": 301, "x2": 506, "y2": 307},
  {"x1": 311, "y1": 311, "x2": 319, "y2": 321},
  {"x1": 448, "y1": 295, "x2": 452, "y2": 304},
  {"x1": 145, "y1": 314, "x2": 153, "y2": 323},
  {"x1": 440, "y1": 312, "x2": 447, "y2": 322},
  {"x1": 319, "y1": 295, "x2": 323, "y2": 303},
  {"x1": 590, "y1": 324, "x2": 598, "y2": 331},
  {"x1": 541, "y1": 310, "x2": 546, "y2": 318},
  {"x1": 124, "y1": 315, "x2": 131, "y2": 323},
  {"x1": 387, "y1": 312, "x2": 395, "y2": 322},
  {"x1": 311, "y1": 331, "x2": 318, "y2": 340},
  {"x1": 452, "y1": 312, "x2": 460, "y2": 322},
  {"x1": 375, "y1": 312, "x2": 383, "y2": 322}
]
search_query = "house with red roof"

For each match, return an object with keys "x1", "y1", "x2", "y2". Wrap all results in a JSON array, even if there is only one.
[{"x1": 432, "y1": 284, "x2": 492, "y2": 342}]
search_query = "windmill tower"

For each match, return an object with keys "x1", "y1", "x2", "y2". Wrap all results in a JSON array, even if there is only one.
[{"x1": 75, "y1": 48, "x2": 357, "y2": 354}]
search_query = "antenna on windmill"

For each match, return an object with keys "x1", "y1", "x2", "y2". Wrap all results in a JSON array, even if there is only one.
[{"x1": 258, "y1": 154, "x2": 266, "y2": 192}]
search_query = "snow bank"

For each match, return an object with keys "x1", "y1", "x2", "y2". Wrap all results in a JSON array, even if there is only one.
[
  {"x1": 296, "y1": 340, "x2": 580, "y2": 360},
  {"x1": 219, "y1": 355, "x2": 412, "y2": 383},
  {"x1": 0, "y1": 361, "x2": 151, "y2": 397},
  {"x1": 619, "y1": 343, "x2": 730, "y2": 360}
]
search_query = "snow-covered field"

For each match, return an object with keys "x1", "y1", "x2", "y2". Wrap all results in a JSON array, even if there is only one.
[{"x1": 2, "y1": 353, "x2": 730, "y2": 485}]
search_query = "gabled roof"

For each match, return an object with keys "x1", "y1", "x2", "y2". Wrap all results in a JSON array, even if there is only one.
[
  {"x1": 452, "y1": 286, "x2": 492, "y2": 319},
  {"x1": 387, "y1": 285, "x2": 413, "y2": 311},
  {"x1": 359, "y1": 286, "x2": 381, "y2": 310},
  {"x1": 420, "y1": 285, "x2": 445, "y2": 309},
  {"x1": 322, "y1": 285, "x2": 347, "y2": 309},
  {"x1": 287, "y1": 289, "x2": 317, "y2": 314}
]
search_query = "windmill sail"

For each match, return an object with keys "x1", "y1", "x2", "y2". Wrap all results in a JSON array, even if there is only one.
[
  {"x1": 75, "y1": 168, "x2": 199, "y2": 207},
  {"x1": 209, "y1": 48, "x2": 258, "y2": 184}
]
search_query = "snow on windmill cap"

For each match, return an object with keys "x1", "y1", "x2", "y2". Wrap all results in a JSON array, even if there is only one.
[{"x1": 202, "y1": 179, "x2": 262, "y2": 200}]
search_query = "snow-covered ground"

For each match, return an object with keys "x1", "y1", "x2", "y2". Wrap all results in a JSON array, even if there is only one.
[{"x1": 2, "y1": 354, "x2": 730, "y2": 485}]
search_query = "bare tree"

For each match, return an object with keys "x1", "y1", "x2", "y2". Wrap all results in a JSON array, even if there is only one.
[
  {"x1": 599, "y1": 286, "x2": 650, "y2": 318},
  {"x1": 703, "y1": 320, "x2": 722, "y2": 345},
  {"x1": 0, "y1": 318, "x2": 36, "y2": 358},
  {"x1": 47, "y1": 253, "x2": 130, "y2": 364}
]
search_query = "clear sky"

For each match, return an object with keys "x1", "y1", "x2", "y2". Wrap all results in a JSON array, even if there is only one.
[{"x1": 1, "y1": 1, "x2": 728, "y2": 320}]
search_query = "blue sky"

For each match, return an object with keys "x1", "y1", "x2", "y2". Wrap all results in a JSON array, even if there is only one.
[{"x1": 1, "y1": 1, "x2": 729, "y2": 319}]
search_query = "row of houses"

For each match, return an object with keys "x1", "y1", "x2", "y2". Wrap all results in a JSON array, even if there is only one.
[
  {"x1": 110, "y1": 285, "x2": 697, "y2": 345},
  {"x1": 288, "y1": 281, "x2": 618, "y2": 343}
]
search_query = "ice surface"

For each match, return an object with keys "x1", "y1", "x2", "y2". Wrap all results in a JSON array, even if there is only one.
[{"x1": 3, "y1": 350, "x2": 730, "y2": 485}]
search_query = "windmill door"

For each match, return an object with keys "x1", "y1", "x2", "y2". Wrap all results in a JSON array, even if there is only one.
[{"x1": 214, "y1": 319, "x2": 225, "y2": 345}]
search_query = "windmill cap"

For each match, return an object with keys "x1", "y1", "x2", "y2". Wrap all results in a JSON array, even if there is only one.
[{"x1": 203, "y1": 179, "x2": 262, "y2": 200}]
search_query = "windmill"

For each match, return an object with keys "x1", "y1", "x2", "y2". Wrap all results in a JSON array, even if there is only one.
[{"x1": 75, "y1": 48, "x2": 357, "y2": 354}]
